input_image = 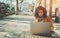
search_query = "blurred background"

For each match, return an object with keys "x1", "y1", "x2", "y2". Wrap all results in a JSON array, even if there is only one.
[
  {"x1": 0, "y1": 0, "x2": 60, "y2": 38},
  {"x1": 0, "y1": 0, "x2": 60, "y2": 22}
]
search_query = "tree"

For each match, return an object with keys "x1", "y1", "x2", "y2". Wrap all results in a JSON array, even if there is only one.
[
  {"x1": 49, "y1": 0, "x2": 53, "y2": 18},
  {"x1": 19, "y1": 0, "x2": 24, "y2": 12},
  {"x1": 19, "y1": 0, "x2": 24, "y2": 3},
  {"x1": 16, "y1": 0, "x2": 24, "y2": 15},
  {"x1": 45, "y1": 0, "x2": 46, "y2": 8},
  {"x1": 16, "y1": 0, "x2": 18, "y2": 15}
]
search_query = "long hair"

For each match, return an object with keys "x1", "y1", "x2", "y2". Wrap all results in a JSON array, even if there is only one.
[{"x1": 34, "y1": 6, "x2": 47, "y2": 18}]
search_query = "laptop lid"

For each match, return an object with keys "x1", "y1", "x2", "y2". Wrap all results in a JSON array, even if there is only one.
[{"x1": 30, "y1": 22, "x2": 51, "y2": 36}]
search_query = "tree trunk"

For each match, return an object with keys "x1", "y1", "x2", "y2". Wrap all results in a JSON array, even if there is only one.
[
  {"x1": 45, "y1": 0, "x2": 46, "y2": 9},
  {"x1": 16, "y1": 0, "x2": 19, "y2": 15},
  {"x1": 49, "y1": 0, "x2": 53, "y2": 18},
  {"x1": 10, "y1": 0, "x2": 12, "y2": 4}
]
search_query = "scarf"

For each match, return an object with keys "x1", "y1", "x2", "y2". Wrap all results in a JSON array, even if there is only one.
[{"x1": 38, "y1": 16, "x2": 44, "y2": 22}]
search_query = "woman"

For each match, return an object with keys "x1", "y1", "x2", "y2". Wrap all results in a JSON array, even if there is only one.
[{"x1": 34, "y1": 6, "x2": 54, "y2": 31}]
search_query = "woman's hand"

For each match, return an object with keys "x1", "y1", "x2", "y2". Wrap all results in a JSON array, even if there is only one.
[
  {"x1": 50, "y1": 27, "x2": 54, "y2": 31},
  {"x1": 34, "y1": 18, "x2": 38, "y2": 22}
]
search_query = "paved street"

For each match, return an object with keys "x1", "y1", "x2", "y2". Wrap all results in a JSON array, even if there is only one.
[
  {"x1": 0, "y1": 15, "x2": 60, "y2": 38},
  {"x1": 0, "y1": 15, "x2": 34, "y2": 38}
]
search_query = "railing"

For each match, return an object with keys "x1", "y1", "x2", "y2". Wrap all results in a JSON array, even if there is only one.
[{"x1": 20, "y1": 31, "x2": 57, "y2": 38}]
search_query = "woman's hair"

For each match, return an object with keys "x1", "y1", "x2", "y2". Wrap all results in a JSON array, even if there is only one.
[{"x1": 34, "y1": 6, "x2": 47, "y2": 18}]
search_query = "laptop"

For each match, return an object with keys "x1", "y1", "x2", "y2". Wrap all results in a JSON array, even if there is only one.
[{"x1": 30, "y1": 22, "x2": 51, "y2": 37}]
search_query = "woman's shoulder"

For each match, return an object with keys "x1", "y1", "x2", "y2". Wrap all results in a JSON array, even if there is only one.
[
  {"x1": 46, "y1": 16, "x2": 51, "y2": 19},
  {"x1": 43, "y1": 16, "x2": 52, "y2": 21},
  {"x1": 46, "y1": 16, "x2": 52, "y2": 22}
]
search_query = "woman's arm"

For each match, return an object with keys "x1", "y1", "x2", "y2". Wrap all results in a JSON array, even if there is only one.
[{"x1": 47, "y1": 16, "x2": 54, "y2": 31}]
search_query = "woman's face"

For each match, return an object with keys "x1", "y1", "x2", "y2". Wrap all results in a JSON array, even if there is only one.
[{"x1": 38, "y1": 10, "x2": 43, "y2": 17}]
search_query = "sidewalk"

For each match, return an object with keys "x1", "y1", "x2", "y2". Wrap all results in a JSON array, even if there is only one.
[
  {"x1": 0, "y1": 15, "x2": 34, "y2": 38},
  {"x1": 0, "y1": 15, "x2": 60, "y2": 38}
]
